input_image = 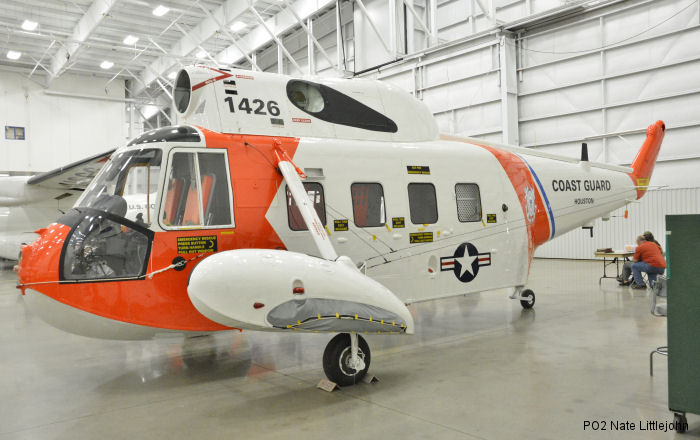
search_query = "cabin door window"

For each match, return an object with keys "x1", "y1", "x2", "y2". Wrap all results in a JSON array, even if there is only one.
[
  {"x1": 161, "y1": 149, "x2": 234, "y2": 229},
  {"x1": 286, "y1": 182, "x2": 326, "y2": 231}
]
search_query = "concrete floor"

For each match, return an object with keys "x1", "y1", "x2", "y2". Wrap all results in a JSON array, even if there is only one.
[{"x1": 0, "y1": 258, "x2": 697, "y2": 440}]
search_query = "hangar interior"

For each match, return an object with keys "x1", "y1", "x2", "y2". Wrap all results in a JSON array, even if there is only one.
[{"x1": 1, "y1": 0, "x2": 699, "y2": 438}]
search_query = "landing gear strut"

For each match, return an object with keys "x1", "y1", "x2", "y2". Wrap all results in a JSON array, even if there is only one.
[
  {"x1": 323, "y1": 333, "x2": 371, "y2": 386},
  {"x1": 510, "y1": 287, "x2": 536, "y2": 309}
]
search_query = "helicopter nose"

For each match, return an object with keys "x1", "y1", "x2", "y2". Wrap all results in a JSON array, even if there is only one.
[{"x1": 17, "y1": 223, "x2": 70, "y2": 289}]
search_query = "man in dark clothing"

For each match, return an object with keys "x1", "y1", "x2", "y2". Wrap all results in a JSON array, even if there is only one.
[{"x1": 618, "y1": 236, "x2": 643, "y2": 286}]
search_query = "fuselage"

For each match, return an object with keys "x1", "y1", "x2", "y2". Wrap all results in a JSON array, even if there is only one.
[
  {"x1": 16, "y1": 65, "x2": 662, "y2": 340},
  {"x1": 16, "y1": 125, "x2": 638, "y2": 339}
]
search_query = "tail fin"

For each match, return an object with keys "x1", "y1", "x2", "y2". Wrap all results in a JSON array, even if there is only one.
[{"x1": 630, "y1": 120, "x2": 665, "y2": 199}]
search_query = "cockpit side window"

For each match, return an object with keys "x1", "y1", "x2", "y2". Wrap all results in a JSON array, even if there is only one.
[
  {"x1": 161, "y1": 149, "x2": 234, "y2": 229},
  {"x1": 76, "y1": 148, "x2": 162, "y2": 228},
  {"x1": 121, "y1": 164, "x2": 160, "y2": 225},
  {"x1": 286, "y1": 80, "x2": 398, "y2": 133}
]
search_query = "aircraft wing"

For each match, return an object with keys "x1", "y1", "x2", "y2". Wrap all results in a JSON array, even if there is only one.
[{"x1": 26, "y1": 149, "x2": 115, "y2": 191}]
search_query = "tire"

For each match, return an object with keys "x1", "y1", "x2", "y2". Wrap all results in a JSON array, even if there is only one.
[
  {"x1": 323, "y1": 333, "x2": 371, "y2": 386},
  {"x1": 520, "y1": 289, "x2": 535, "y2": 309}
]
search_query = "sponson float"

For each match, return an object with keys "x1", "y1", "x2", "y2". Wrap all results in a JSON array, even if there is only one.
[{"x1": 17, "y1": 65, "x2": 665, "y2": 385}]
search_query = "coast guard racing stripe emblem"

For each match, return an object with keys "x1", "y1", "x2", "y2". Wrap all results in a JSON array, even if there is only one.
[{"x1": 440, "y1": 242, "x2": 491, "y2": 283}]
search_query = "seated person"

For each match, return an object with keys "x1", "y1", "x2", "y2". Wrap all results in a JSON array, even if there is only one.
[
  {"x1": 618, "y1": 231, "x2": 664, "y2": 285},
  {"x1": 618, "y1": 237, "x2": 643, "y2": 286},
  {"x1": 630, "y1": 235, "x2": 666, "y2": 289},
  {"x1": 642, "y1": 230, "x2": 662, "y2": 248}
]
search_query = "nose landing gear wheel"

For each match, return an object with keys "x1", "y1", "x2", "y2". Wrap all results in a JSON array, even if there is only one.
[
  {"x1": 323, "y1": 333, "x2": 371, "y2": 386},
  {"x1": 520, "y1": 289, "x2": 535, "y2": 309}
]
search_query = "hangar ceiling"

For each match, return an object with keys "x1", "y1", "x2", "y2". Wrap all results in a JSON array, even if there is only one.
[
  {"x1": 1, "y1": 0, "x2": 617, "y2": 106},
  {"x1": 0, "y1": 0, "x2": 337, "y2": 102}
]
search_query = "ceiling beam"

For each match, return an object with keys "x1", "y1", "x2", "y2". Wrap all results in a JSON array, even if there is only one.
[
  {"x1": 49, "y1": 0, "x2": 120, "y2": 81},
  {"x1": 215, "y1": 0, "x2": 335, "y2": 67},
  {"x1": 249, "y1": 4, "x2": 302, "y2": 73},
  {"x1": 133, "y1": 0, "x2": 254, "y2": 96},
  {"x1": 133, "y1": 0, "x2": 336, "y2": 97}
]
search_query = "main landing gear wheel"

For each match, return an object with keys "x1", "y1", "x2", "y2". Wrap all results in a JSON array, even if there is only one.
[
  {"x1": 520, "y1": 289, "x2": 535, "y2": 309},
  {"x1": 674, "y1": 413, "x2": 688, "y2": 433},
  {"x1": 323, "y1": 333, "x2": 371, "y2": 386}
]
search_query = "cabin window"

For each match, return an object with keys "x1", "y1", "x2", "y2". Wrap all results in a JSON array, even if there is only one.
[
  {"x1": 286, "y1": 80, "x2": 398, "y2": 133},
  {"x1": 351, "y1": 183, "x2": 385, "y2": 227},
  {"x1": 408, "y1": 183, "x2": 438, "y2": 224},
  {"x1": 286, "y1": 182, "x2": 326, "y2": 231},
  {"x1": 455, "y1": 183, "x2": 482, "y2": 222},
  {"x1": 161, "y1": 150, "x2": 234, "y2": 229}
]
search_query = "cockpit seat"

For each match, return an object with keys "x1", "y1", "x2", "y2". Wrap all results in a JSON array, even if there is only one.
[
  {"x1": 182, "y1": 174, "x2": 216, "y2": 226},
  {"x1": 201, "y1": 174, "x2": 216, "y2": 225},
  {"x1": 92, "y1": 194, "x2": 128, "y2": 218}
]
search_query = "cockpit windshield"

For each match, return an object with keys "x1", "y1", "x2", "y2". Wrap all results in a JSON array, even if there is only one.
[{"x1": 76, "y1": 148, "x2": 162, "y2": 227}]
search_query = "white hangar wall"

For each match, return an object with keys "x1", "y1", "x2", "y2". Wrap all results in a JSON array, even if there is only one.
[
  {"x1": 227, "y1": 0, "x2": 699, "y2": 260},
  {"x1": 536, "y1": 187, "x2": 700, "y2": 259},
  {"x1": 516, "y1": 0, "x2": 700, "y2": 189},
  {"x1": 349, "y1": 0, "x2": 700, "y2": 259},
  {"x1": 516, "y1": 0, "x2": 700, "y2": 258},
  {"x1": 0, "y1": 71, "x2": 126, "y2": 172}
]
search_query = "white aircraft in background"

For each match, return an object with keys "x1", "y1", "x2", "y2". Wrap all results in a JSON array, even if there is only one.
[
  {"x1": 16, "y1": 65, "x2": 665, "y2": 386},
  {"x1": 0, "y1": 151, "x2": 113, "y2": 260}
]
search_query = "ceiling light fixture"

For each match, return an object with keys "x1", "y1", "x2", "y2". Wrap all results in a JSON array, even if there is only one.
[
  {"x1": 167, "y1": 71, "x2": 177, "y2": 80},
  {"x1": 152, "y1": 5, "x2": 169, "y2": 16},
  {"x1": 123, "y1": 35, "x2": 139, "y2": 45},
  {"x1": 21, "y1": 19, "x2": 38, "y2": 31},
  {"x1": 230, "y1": 21, "x2": 247, "y2": 32},
  {"x1": 6, "y1": 51, "x2": 21, "y2": 60},
  {"x1": 195, "y1": 50, "x2": 207, "y2": 59},
  {"x1": 100, "y1": 60, "x2": 114, "y2": 69}
]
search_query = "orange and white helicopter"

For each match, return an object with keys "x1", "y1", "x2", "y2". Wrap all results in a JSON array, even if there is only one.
[{"x1": 17, "y1": 65, "x2": 665, "y2": 386}]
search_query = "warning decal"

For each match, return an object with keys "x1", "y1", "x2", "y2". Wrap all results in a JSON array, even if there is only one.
[
  {"x1": 409, "y1": 232, "x2": 433, "y2": 244},
  {"x1": 334, "y1": 219, "x2": 349, "y2": 231},
  {"x1": 407, "y1": 165, "x2": 430, "y2": 175},
  {"x1": 486, "y1": 214, "x2": 497, "y2": 223},
  {"x1": 177, "y1": 235, "x2": 218, "y2": 254}
]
